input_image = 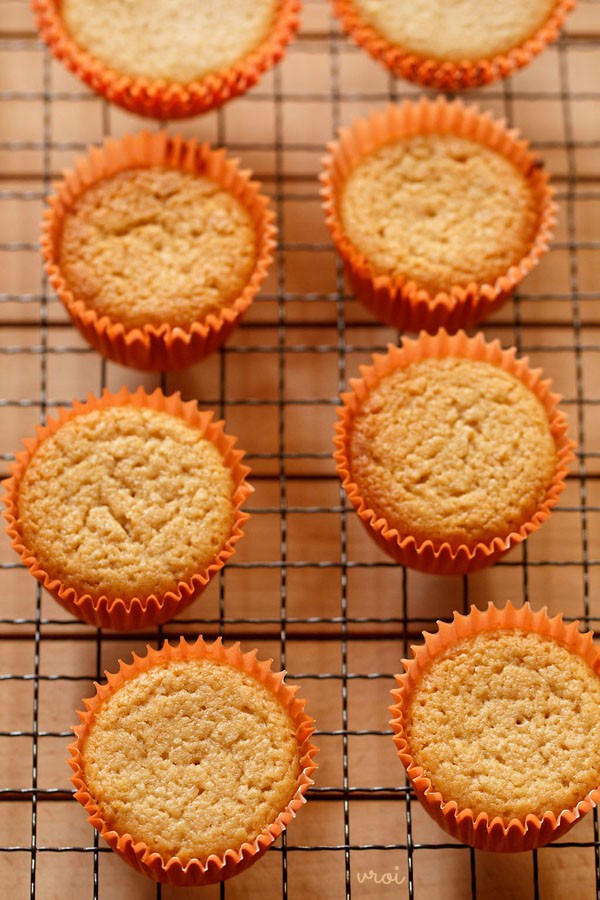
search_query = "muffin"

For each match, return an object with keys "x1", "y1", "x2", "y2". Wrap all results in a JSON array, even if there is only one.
[
  {"x1": 2, "y1": 387, "x2": 252, "y2": 630},
  {"x1": 34, "y1": 0, "x2": 301, "y2": 118},
  {"x1": 333, "y1": 330, "x2": 574, "y2": 575},
  {"x1": 390, "y1": 602, "x2": 600, "y2": 851},
  {"x1": 321, "y1": 97, "x2": 555, "y2": 333},
  {"x1": 331, "y1": 0, "x2": 576, "y2": 89},
  {"x1": 69, "y1": 638, "x2": 318, "y2": 885},
  {"x1": 41, "y1": 131, "x2": 276, "y2": 371}
]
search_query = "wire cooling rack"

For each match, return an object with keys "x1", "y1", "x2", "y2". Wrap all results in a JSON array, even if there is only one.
[{"x1": 1, "y1": 1, "x2": 600, "y2": 897}]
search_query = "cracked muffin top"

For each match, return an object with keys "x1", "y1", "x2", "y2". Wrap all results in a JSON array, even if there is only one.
[
  {"x1": 58, "y1": 167, "x2": 257, "y2": 330},
  {"x1": 406, "y1": 629, "x2": 600, "y2": 821},
  {"x1": 61, "y1": 0, "x2": 278, "y2": 84},
  {"x1": 348, "y1": 0, "x2": 557, "y2": 63},
  {"x1": 339, "y1": 133, "x2": 539, "y2": 296},
  {"x1": 81, "y1": 657, "x2": 301, "y2": 861},
  {"x1": 349, "y1": 356, "x2": 557, "y2": 548},
  {"x1": 17, "y1": 405, "x2": 234, "y2": 600}
]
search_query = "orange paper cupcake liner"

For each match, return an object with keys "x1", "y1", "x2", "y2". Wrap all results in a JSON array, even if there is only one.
[
  {"x1": 390, "y1": 601, "x2": 600, "y2": 851},
  {"x1": 331, "y1": 0, "x2": 576, "y2": 90},
  {"x1": 68, "y1": 636, "x2": 318, "y2": 885},
  {"x1": 34, "y1": 0, "x2": 301, "y2": 118},
  {"x1": 321, "y1": 97, "x2": 556, "y2": 333},
  {"x1": 333, "y1": 329, "x2": 575, "y2": 575},
  {"x1": 2, "y1": 386, "x2": 253, "y2": 630},
  {"x1": 41, "y1": 131, "x2": 276, "y2": 371}
]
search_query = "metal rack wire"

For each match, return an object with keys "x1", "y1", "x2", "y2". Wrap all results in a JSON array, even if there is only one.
[{"x1": 0, "y1": 0, "x2": 599, "y2": 897}]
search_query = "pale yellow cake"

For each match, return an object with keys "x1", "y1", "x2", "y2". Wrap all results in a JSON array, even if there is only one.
[
  {"x1": 82, "y1": 658, "x2": 301, "y2": 860},
  {"x1": 406, "y1": 630, "x2": 600, "y2": 821},
  {"x1": 340, "y1": 134, "x2": 539, "y2": 296},
  {"x1": 349, "y1": 0, "x2": 557, "y2": 62},
  {"x1": 17, "y1": 406, "x2": 234, "y2": 599},
  {"x1": 349, "y1": 357, "x2": 557, "y2": 547},
  {"x1": 61, "y1": 0, "x2": 279, "y2": 83},
  {"x1": 58, "y1": 167, "x2": 257, "y2": 330}
]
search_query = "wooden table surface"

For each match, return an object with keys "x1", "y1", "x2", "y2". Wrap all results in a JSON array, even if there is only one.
[{"x1": 0, "y1": 1, "x2": 599, "y2": 897}]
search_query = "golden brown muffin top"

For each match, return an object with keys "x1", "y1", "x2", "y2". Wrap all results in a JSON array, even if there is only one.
[
  {"x1": 62, "y1": 0, "x2": 278, "y2": 83},
  {"x1": 349, "y1": 357, "x2": 557, "y2": 547},
  {"x1": 340, "y1": 134, "x2": 539, "y2": 296},
  {"x1": 406, "y1": 630, "x2": 600, "y2": 822},
  {"x1": 351, "y1": 0, "x2": 556, "y2": 62},
  {"x1": 17, "y1": 406, "x2": 234, "y2": 600},
  {"x1": 59, "y1": 167, "x2": 257, "y2": 330},
  {"x1": 82, "y1": 658, "x2": 301, "y2": 861}
]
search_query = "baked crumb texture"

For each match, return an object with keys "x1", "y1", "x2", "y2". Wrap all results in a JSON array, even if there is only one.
[
  {"x1": 59, "y1": 167, "x2": 257, "y2": 331},
  {"x1": 17, "y1": 405, "x2": 234, "y2": 600},
  {"x1": 82, "y1": 659, "x2": 301, "y2": 861},
  {"x1": 340, "y1": 134, "x2": 538, "y2": 296},
  {"x1": 349, "y1": 357, "x2": 557, "y2": 547},
  {"x1": 406, "y1": 630, "x2": 600, "y2": 822},
  {"x1": 61, "y1": 0, "x2": 278, "y2": 84},
  {"x1": 349, "y1": 0, "x2": 556, "y2": 62}
]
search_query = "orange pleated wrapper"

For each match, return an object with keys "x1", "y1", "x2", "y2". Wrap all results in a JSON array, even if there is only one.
[
  {"x1": 321, "y1": 96, "x2": 556, "y2": 333},
  {"x1": 2, "y1": 386, "x2": 252, "y2": 630},
  {"x1": 333, "y1": 330, "x2": 575, "y2": 575},
  {"x1": 390, "y1": 601, "x2": 600, "y2": 851},
  {"x1": 69, "y1": 636, "x2": 319, "y2": 884},
  {"x1": 34, "y1": 0, "x2": 301, "y2": 118},
  {"x1": 41, "y1": 131, "x2": 276, "y2": 371},
  {"x1": 331, "y1": 0, "x2": 576, "y2": 90}
]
